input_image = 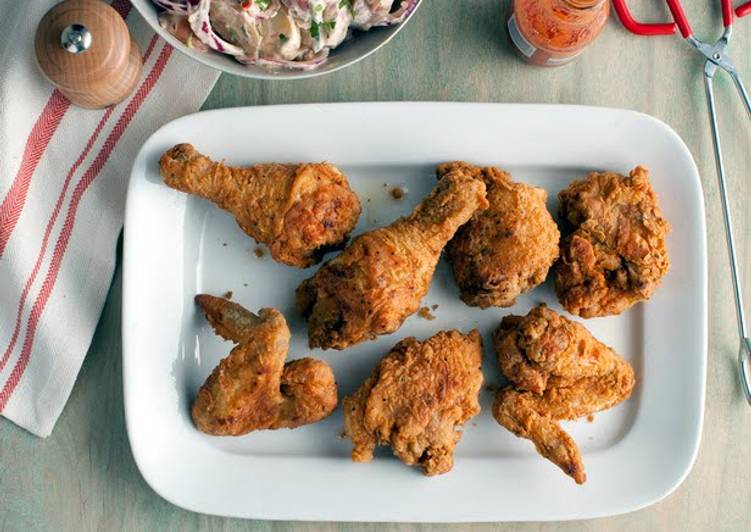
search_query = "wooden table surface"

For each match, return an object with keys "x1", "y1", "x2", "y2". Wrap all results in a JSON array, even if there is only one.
[{"x1": 3, "y1": 1, "x2": 750, "y2": 530}]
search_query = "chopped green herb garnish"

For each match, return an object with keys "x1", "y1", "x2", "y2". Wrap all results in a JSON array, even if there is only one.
[
  {"x1": 279, "y1": 33, "x2": 288, "y2": 42},
  {"x1": 322, "y1": 20, "x2": 336, "y2": 34},
  {"x1": 256, "y1": 0, "x2": 270, "y2": 9},
  {"x1": 339, "y1": 0, "x2": 354, "y2": 15},
  {"x1": 310, "y1": 21, "x2": 320, "y2": 39},
  {"x1": 313, "y1": 3, "x2": 324, "y2": 12}
]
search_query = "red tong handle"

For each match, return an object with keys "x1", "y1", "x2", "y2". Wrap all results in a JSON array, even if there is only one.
[
  {"x1": 612, "y1": 0, "x2": 676, "y2": 36},
  {"x1": 723, "y1": 0, "x2": 734, "y2": 26},
  {"x1": 738, "y1": 1, "x2": 751, "y2": 18},
  {"x1": 662, "y1": 0, "x2": 692, "y2": 37},
  {"x1": 613, "y1": 0, "x2": 751, "y2": 37}
]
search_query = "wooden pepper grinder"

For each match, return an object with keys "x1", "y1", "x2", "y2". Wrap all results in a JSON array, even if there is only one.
[{"x1": 35, "y1": 0, "x2": 143, "y2": 109}]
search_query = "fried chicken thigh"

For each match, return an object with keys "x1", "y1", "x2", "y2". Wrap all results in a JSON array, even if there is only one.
[
  {"x1": 437, "y1": 162, "x2": 560, "y2": 308},
  {"x1": 296, "y1": 171, "x2": 488, "y2": 350},
  {"x1": 343, "y1": 329, "x2": 484, "y2": 476},
  {"x1": 191, "y1": 295, "x2": 337, "y2": 436},
  {"x1": 159, "y1": 143, "x2": 361, "y2": 268},
  {"x1": 492, "y1": 305, "x2": 635, "y2": 484},
  {"x1": 555, "y1": 166, "x2": 670, "y2": 317}
]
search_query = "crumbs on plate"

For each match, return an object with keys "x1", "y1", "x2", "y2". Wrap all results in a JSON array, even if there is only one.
[
  {"x1": 223, "y1": 290, "x2": 233, "y2": 300},
  {"x1": 418, "y1": 306, "x2": 436, "y2": 320},
  {"x1": 254, "y1": 246, "x2": 265, "y2": 258},
  {"x1": 390, "y1": 186, "x2": 408, "y2": 200}
]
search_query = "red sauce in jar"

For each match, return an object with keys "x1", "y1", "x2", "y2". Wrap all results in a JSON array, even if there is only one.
[{"x1": 507, "y1": 0, "x2": 610, "y2": 66}]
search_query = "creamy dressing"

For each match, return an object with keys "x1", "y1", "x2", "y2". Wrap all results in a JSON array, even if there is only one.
[{"x1": 153, "y1": 0, "x2": 416, "y2": 70}]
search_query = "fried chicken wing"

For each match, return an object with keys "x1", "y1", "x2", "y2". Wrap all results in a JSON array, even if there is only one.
[
  {"x1": 191, "y1": 295, "x2": 337, "y2": 435},
  {"x1": 343, "y1": 329, "x2": 484, "y2": 476},
  {"x1": 494, "y1": 390, "x2": 585, "y2": 483},
  {"x1": 555, "y1": 166, "x2": 670, "y2": 317},
  {"x1": 296, "y1": 171, "x2": 488, "y2": 350},
  {"x1": 159, "y1": 143, "x2": 361, "y2": 268},
  {"x1": 437, "y1": 162, "x2": 560, "y2": 308},
  {"x1": 492, "y1": 304, "x2": 635, "y2": 483}
]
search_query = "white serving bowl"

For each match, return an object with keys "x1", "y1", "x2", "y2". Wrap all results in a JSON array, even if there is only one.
[{"x1": 130, "y1": 1, "x2": 422, "y2": 80}]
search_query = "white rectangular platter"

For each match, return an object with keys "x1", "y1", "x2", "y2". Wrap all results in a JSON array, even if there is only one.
[{"x1": 123, "y1": 103, "x2": 707, "y2": 522}]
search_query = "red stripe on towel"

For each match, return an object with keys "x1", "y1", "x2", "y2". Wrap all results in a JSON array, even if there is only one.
[
  {"x1": 0, "y1": 92, "x2": 71, "y2": 257},
  {"x1": 0, "y1": 34, "x2": 161, "y2": 374},
  {"x1": 0, "y1": 42, "x2": 174, "y2": 411},
  {"x1": 0, "y1": 0, "x2": 133, "y2": 258}
]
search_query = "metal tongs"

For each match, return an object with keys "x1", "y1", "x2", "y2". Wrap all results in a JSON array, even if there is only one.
[{"x1": 613, "y1": 0, "x2": 751, "y2": 403}]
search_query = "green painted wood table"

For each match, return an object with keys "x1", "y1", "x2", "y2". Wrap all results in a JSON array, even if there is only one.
[{"x1": 3, "y1": 1, "x2": 750, "y2": 530}]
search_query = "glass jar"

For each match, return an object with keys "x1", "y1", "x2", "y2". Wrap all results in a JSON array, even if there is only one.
[{"x1": 507, "y1": 0, "x2": 610, "y2": 67}]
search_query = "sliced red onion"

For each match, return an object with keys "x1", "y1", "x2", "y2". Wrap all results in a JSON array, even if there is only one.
[
  {"x1": 187, "y1": 0, "x2": 245, "y2": 56},
  {"x1": 152, "y1": 0, "x2": 189, "y2": 14},
  {"x1": 382, "y1": 0, "x2": 417, "y2": 25}
]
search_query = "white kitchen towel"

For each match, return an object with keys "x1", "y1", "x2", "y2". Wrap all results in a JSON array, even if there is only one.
[{"x1": 0, "y1": 0, "x2": 219, "y2": 437}]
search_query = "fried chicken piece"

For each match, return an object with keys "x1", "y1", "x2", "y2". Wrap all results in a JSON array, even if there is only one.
[
  {"x1": 159, "y1": 143, "x2": 361, "y2": 268},
  {"x1": 494, "y1": 390, "x2": 585, "y2": 483},
  {"x1": 437, "y1": 162, "x2": 560, "y2": 308},
  {"x1": 191, "y1": 295, "x2": 338, "y2": 435},
  {"x1": 343, "y1": 329, "x2": 484, "y2": 476},
  {"x1": 555, "y1": 166, "x2": 670, "y2": 317},
  {"x1": 296, "y1": 171, "x2": 488, "y2": 350},
  {"x1": 492, "y1": 304, "x2": 635, "y2": 484}
]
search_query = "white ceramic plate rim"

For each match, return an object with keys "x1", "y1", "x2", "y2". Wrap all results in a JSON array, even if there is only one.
[
  {"x1": 123, "y1": 102, "x2": 707, "y2": 522},
  {"x1": 130, "y1": 0, "x2": 423, "y2": 80}
]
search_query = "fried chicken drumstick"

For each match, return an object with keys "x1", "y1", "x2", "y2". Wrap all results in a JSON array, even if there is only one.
[
  {"x1": 296, "y1": 171, "x2": 488, "y2": 350},
  {"x1": 438, "y1": 162, "x2": 560, "y2": 308},
  {"x1": 160, "y1": 143, "x2": 361, "y2": 268},
  {"x1": 191, "y1": 295, "x2": 338, "y2": 436},
  {"x1": 492, "y1": 305, "x2": 635, "y2": 484},
  {"x1": 555, "y1": 166, "x2": 670, "y2": 317},
  {"x1": 344, "y1": 329, "x2": 484, "y2": 476}
]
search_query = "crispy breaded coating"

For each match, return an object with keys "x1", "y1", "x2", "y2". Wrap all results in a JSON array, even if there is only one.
[
  {"x1": 493, "y1": 389, "x2": 585, "y2": 484},
  {"x1": 437, "y1": 162, "x2": 560, "y2": 308},
  {"x1": 343, "y1": 329, "x2": 484, "y2": 476},
  {"x1": 555, "y1": 166, "x2": 670, "y2": 317},
  {"x1": 191, "y1": 295, "x2": 337, "y2": 436},
  {"x1": 492, "y1": 305, "x2": 635, "y2": 484},
  {"x1": 159, "y1": 143, "x2": 361, "y2": 268},
  {"x1": 296, "y1": 171, "x2": 488, "y2": 350}
]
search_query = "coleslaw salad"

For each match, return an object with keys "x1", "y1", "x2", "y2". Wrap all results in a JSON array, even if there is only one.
[{"x1": 153, "y1": 0, "x2": 418, "y2": 70}]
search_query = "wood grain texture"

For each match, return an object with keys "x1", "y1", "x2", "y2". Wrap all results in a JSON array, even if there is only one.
[
  {"x1": 35, "y1": 0, "x2": 143, "y2": 109},
  {"x1": 3, "y1": 1, "x2": 751, "y2": 530}
]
